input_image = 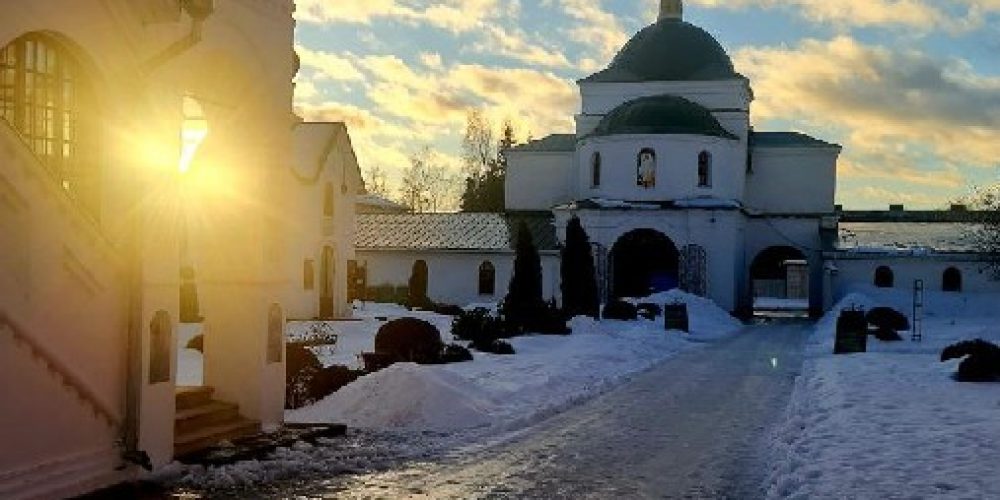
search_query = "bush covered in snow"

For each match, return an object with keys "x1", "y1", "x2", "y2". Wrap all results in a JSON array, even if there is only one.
[
  {"x1": 440, "y1": 343, "x2": 474, "y2": 363},
  {"x1": 286, "y1": 344, "x2": 365, "y2": 409},
  {"x1": 866, "y1": 307, "x2": 910, "y2": 332},
  {"x1": 452, "y1": 307, "x2": 508, "y2": 350},
  {"x1": 636, "y1": 302, "x2": 662, "y2": 320},
  {"x1": 483, "y1": 339, "x2": 515, "y2": 355},
  {"x1": 872, "y1": 327, "x2": 904, "y2": 342},
  {"x1": 941, "y1": 339, "x2": 1000, "y2": 382},
  {"x1": 603, "y1": 300, "x2": 639, "y2": 321},
  {"x1": 374, "y1": 318, "x2": 444, "y2": 364}
]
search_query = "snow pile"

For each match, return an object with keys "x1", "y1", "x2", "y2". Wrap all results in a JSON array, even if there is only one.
[
  {"x1": 627, "y1": 289, "x2": 743, "y2": 339},
  {"x1": 768, "y1": 289, "x2": 1000, "y2": 499},
  {"x1": 293, "y1": 363, "x2": 500, "y2": 431},
  {"x1": 288, "y1": 293, "x2": 741, "y2": 432}
]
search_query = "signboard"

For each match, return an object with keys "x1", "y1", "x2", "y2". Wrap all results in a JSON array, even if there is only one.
[
  {"x1": 834, "y1": 308, "x2": 867, "y2": 354},
  {"x1": 664, "y1": 303, "x2": 689, "y2": 333}
]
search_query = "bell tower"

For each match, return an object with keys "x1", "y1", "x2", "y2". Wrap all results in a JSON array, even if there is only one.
[{"x1": 659, "y1": 0, "x2": 683, "y2": 21}]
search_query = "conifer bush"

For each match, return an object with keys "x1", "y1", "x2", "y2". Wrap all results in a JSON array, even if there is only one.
[
  {"x1": 866, "y1": 307, "x2": 910, "y2": 332},
  {"x1": 561, "y1": 217, "x2": 600, "y2": 319}
]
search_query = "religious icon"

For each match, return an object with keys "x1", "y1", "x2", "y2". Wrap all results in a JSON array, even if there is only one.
[{"x1": 637, "y1": 148, "x2": 656, "y2": 188}]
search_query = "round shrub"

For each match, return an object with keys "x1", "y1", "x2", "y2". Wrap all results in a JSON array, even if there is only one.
[
  {"x1": 866, "y1": 307, "x2": 910, "y2": 332},
  {"x1": 941, "y1": 339, "x2": 1000, "y2": 382},
  {"x1": 487, "y1": 339, "x2": 515, "y2": 355},
  {"x1": 440, "y1": 343, "x2": 474, "y2": 363},
  {"x1": 603, "y1": 300, "x2": 639, "y2": 321},
  {"x1": 637, "y1": 302, "x2": 663, "y2": 320},
  {"x1": 872, "y1": 327, "x2": 903, "y2": 342},
  {"x1": 185, "y1": 334, "x2": 204, "y2": 353},
  {"x1": 453, "y1": 308, "x2": 507, "y2": 346},
  {"x1": 286, "y1": 344, "x2": 323, "y2": 409},
  {"x1": 374, "y1": 317, "x2": 444, "y2": 364}
]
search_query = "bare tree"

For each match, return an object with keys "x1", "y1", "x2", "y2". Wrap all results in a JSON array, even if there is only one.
[
  {"x1": 963, "y1": 184, "x2": 1000, "y2": 278},
  {"x1": 462, "y1": 109, "x2": 495, "y2": 179},
  {"x1": 399, "y1": 147, "x2": 458, "y2": 213},
  {"x1": 363, "y1": 165, "x2": 390, "y2": 197}
]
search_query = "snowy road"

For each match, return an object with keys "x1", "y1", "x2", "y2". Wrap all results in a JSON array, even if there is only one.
[{"x1": 283, "y1": 321, "x2": 808, "y2": 499}]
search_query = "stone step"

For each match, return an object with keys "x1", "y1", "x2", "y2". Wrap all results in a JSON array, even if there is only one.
[
  {"x1": 174, "y1": 418, "x2": 261, "y2": 458},
  {"x1": 175, "y1": 386, "x2": 214, "y2": 411},
  {"x1": 175, "y1": 401, "x2": 240, "y2": 436}
]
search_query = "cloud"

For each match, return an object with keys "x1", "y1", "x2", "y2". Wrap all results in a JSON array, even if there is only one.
[
  {"x1": 296, "y1": 45, "x2": 365, "y2": 82},
  {"x1": 294, "y1": 0, "x2": 506, "y2": 33},
  {"x1": 690, "y1": 0, "x2": 1000, "y2": 32},
  {"x1": 558, "y1": 0, "x2": 629, "y2": 61},
  {"x1": 734, "y1": 36, "x2": 1000, "y2": 206}
]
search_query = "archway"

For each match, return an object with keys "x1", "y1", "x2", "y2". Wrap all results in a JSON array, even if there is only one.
[
  {"x1": 750, "y1": 246, "x2": 809, "y2": 312},
  {"x1": 610, "y1": 229, "x2": 680, "y2": 299}
]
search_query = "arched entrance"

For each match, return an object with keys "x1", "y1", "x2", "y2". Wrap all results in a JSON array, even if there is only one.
[
  {"x1": 750, "y1": 246, "x2": 809, "y2": 312},
  {"x1": 610, "y1": 229, "x2": 680, "y2": 299}
]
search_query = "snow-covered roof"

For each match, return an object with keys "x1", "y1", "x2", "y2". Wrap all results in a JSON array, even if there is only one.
[
  {"x1": 356, "y1": 194, "x2": 408, "y2": 214},
  {"x1": 836, "y1": 222, "x2": 980, "y2": 253},
  {"x1": 355, "y1": 212, "x2": 559, "y2": 252}
]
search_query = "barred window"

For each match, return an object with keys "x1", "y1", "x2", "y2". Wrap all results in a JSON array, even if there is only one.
[{"x1": 0, "y1": 34, "x2": 98, "y2": 218}]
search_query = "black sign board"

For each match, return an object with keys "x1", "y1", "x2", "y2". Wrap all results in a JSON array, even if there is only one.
[
  {"x1": 834, "y1": 309, "x2": 868, "y2": 354},
  {"x1": 664, "y1": 303, "x2": 689, "y2": 333}
]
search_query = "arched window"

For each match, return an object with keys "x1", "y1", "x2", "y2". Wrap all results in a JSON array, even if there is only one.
[
  {"x1": 942, "y1": 267, "x2": 962, "y2": 292},
  {"x1": 479, "y1": 261, "x2": 496, "y2": 295},
  {"x1": 637, "y1": 148, "x2": 656, "y2": 188},
  {"x1": 874, "y1": 266, "x2": 895, "y2": 288},
  {"x1": 323, "y1": 182, "x2": 335, "y2": 217},
  {"x1": 591, "y1": 151, "x2": 602, "y2": 188},
  {"x1": 1, "y1": 34, "x2": 99, "y2": 218},
  {"x1": 698, "y1": 151, "x2": 712, "y2": 187},
  {"x1": 303, "y1": 259, "x2": 315, "y2": 290}
]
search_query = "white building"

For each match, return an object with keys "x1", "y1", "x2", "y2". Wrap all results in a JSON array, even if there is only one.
[
  {"x1": 0, "y1": 1, "x2": 330, "y2": 497},
  {"x1": 506, "y1": 0, "x2": 841, "y2": 315}
]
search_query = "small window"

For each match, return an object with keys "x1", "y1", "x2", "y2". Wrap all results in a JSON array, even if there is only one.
[
  {"x1": 591, "y1": 152, "x2": 602, "y2": 187},
  {"x1": 942, "y1": 267, "x2": 962, "y2": 292},
  {"x1": 323, "y1": 182, "x2": 335, "y2": 217},
  {"x1": 637, "y1": 148, "x2": 656, "y2": 188},
  {"x1": 479, "y1": 261, "x2": 496, "y2": 295},
  {"x1": 698, "y1": 151, "x2": 712, "y2": 187},
  {"x1": 874, "y1": 266, "x2": 894, "y2": 288},
  {"x1": 303, "y1": 259, "x2": 315, "y2": 290}
]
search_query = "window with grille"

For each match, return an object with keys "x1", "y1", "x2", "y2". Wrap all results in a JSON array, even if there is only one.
[{"x1": 0, "y1": 34, "x2": 98, "y2": 218}]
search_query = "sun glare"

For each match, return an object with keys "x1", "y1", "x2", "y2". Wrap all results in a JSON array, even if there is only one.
[{"x1": 179, "y1": 96, "x2": 208, "y2": 174}]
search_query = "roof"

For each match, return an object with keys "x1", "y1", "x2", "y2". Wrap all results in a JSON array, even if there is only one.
[
  {"x1": 355, "y1": 212, "x2": 559, "y2": 252},
  {"x1": 581, "y1": 19, "x2": 738, "y2": 84},
  {"x1": 751, "y1": 131, "x2": 840, "y2": 149},
  {"x1": 592, "y1": 95, "x2": 738, "y2": 139},
  {"x1": 837, "y1": 222, "x2": 980, "y2": 253},
  {"x1": 356, "y1": 194, "x2": 409, "y2": 214},
  {"x1": 508, "y1": 134, "x2": 577, "y2": 153}
]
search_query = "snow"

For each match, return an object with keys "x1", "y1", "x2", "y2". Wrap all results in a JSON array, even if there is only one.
[
  {"x1": 288, "y1": 291, "x2": 743, "y2": 432},
  {"x1": 753, "y1": 297, "x2": 810, "y2": 311},
  {"x1": 177, "y1": 323, "x2": 204, "y2": 386},
  {"x1": 673, "y1": 197, "x2": 742, "y2": 209},
  {"x1": 768, "y1": 286, "x2": 1000, "y2": 499}
]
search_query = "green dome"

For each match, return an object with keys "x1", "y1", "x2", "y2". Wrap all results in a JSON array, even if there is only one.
[
  {"x1": 583, "y1": 19, "x2": 738, "y2": 83},
  {"x1": 592, "y1": 95, "x2": 737, "y2": 139}
]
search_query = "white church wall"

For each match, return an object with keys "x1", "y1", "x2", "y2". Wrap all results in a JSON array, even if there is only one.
[
  {"x1": 745, "y1": 148, "x2": 838, "y2": 214},
  {"x1": 830, "y1": 256, "x2": 1000, "y2": 299},
  {"x1": 576, "y1": 134, "x2": 745, "y2": 202},
  {"x1": 506, "y1": 151, "x2": 575, "y2": 211},
  {"x1": 357, "y1": 250, "x2": 562, "y2": 307}
]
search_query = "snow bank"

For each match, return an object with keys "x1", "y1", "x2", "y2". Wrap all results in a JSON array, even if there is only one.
[
  {"x1": 627, "y1": 289, "x2": 743, "y2": 340},
  {"x1": 768, "y1": 290, "x2": 1000, "y2": 499},
  {"x1": 288, "y1": 293, "x2": 741, "y2": 432}
]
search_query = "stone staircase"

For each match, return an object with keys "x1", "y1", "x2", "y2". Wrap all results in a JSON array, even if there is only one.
[{"x1": 174, "y1": 387, "x2": 260, "y2": 458}]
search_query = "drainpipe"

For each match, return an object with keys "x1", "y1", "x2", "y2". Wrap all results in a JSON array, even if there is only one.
[{"x1": 122, "y1": 0, "x2": 215, "y2": 470}]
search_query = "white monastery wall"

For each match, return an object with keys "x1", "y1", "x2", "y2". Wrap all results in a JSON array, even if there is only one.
[
  {"x1": 506, "y1": 152, "x2": 575, "y2": 211},
  {"x1": 357, "y1": 250, "x2": 562, "y2": 307},
  {"x1": 830, "y1": 257, "x2": 1000, "y2": 299},
  {"x1": 745, "y1": 148, "x2": 838, "y2": 214}
]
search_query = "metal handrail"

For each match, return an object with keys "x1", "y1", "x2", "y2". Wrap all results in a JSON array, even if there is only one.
[{"x1": 0, "y1": 310, "x2": 121, "y2": 428}]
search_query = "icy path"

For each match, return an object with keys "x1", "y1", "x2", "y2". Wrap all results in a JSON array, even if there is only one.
[{"x1": 286, "y1": 321, "x2": 808, "y2": 499}]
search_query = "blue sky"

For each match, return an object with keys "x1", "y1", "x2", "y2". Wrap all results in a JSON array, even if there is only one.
[{"x1": 293, "y1": 0, "x2": 1000, "y2": 209}]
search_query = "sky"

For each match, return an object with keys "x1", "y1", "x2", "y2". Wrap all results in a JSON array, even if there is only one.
[{"x1": 292, "y1": 0, "x2": 1000, "y2": 210}]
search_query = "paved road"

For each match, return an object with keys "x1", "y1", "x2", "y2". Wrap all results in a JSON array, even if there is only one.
[{"x1": 290, "y1": 321, "x2": 809, "y2": 500}]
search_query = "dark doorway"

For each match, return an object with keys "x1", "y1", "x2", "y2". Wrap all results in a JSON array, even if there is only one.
[
  {"x1": 874, "y1": 266, "x2": 894, "y2": 288},
  {"x1": 942, "y1": 267, "x2": 962, "y2": 292},
  {"x1": 750, "y1": 246, "x2": 809, "y2": 312},
  {"x1": 610, "y1": 229, "x2": 680, "y2": 299}
]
